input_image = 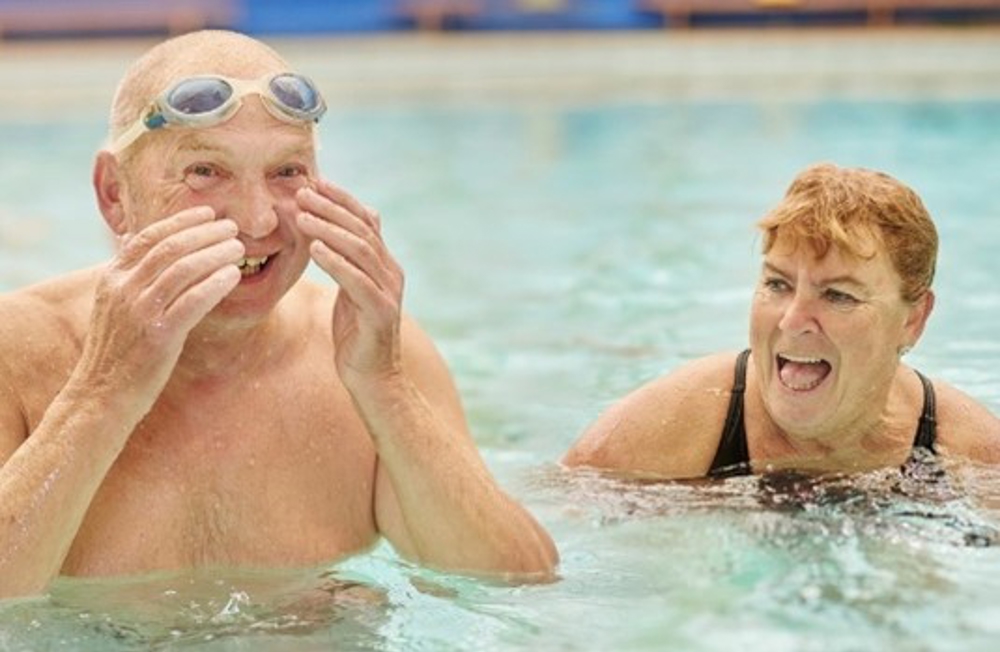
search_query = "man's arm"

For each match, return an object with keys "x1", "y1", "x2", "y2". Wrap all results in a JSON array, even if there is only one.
[
  {"x1": 296, "y1": 180, "x2": 557, "y2": 578},
  {"x1": 0, "y1": 354, "x2": 143, "y2": 598},
  {"x1": 369, "y1": 317, "x2": 558, "y2": 577},
  {"x1": 0, "y1": 208, "x2": 243, "y2": 599}
]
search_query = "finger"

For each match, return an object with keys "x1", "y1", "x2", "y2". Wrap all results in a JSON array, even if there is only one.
[
  {"x1": 124, "y1": 219, "x2": 240, "y2": 290},
  {"x1": 310, "y1": 179, "x2": 379, "y2": 230},
  {"x1": 297, "y1": 211, "x2": 401, "y2": 293},
  {"x1": 296, "y1": 186, "x2": 378, "y2": 247},
  {"x1": 295, "y1": 187, "x2": 398, "y2": 277},
  {"x1": 161, "y1": 264, "x2": 243, "y2": 333},
  {"x1": 309, "y1": 240, "x2": 399, "y2": 319},
  {"x1": 117, "y1": 206, "x2": 217, "y2": 269},
  {"x1": 140, "y1": 238, "x2": 245, "y2": 312},
  {"x1": 362, "y1": 204, "x2": 383, "y2": 235}
]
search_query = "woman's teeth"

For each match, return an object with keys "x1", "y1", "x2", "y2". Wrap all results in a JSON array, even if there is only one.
[{"x1": 777, "y1": 354, "x2": 832, "y2": 391}]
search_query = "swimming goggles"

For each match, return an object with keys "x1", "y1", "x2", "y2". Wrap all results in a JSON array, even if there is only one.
[{"x1": 110, "y1": 72, "x2": 327, "y2": 153}]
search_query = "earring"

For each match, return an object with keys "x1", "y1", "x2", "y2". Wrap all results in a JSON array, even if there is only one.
[{"x1": 898, "y1": 345, "x2": 911, "y2": 357}]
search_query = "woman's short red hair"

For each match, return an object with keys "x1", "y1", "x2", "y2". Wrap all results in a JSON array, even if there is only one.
[{"x1": 758, "y1": 163, "x2": 937, "y2": 302}]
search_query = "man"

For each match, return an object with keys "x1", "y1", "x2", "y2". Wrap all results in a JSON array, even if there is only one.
[
  {"x1": 565, "y1": 163, "x2": 1000, "y2": 479},
  {"x1": 0, "y1": 30, "x2": 557, "y2": 599}
]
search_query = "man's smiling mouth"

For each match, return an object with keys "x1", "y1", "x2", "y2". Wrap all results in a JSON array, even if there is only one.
[
  {"x1": 237, "y1": 255, "x2": 269, "y2": 277},
  {"x1": 777, "y1": 354, "x2": 832, "y2": 391}
]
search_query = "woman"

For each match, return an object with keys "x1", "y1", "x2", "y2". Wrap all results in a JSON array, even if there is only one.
[{"x1": 564, "y1": 163, "x2": 1000, "y2": 479}]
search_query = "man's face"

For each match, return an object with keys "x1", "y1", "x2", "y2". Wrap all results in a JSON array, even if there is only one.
[
  {"x1": 749, "y1": 236, "x2": 918, "y2": 439},
  {"x1": 121, "y1": 94, "x2": 320, "y2": 323}
]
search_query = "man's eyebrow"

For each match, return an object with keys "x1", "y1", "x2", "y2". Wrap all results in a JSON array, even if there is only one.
[
  {"x1": 172, "y1": 134, "x2": 315, "y2": 160},
  {"x1": 174, "y1": 134, "x2": 225, "y2": 154}
]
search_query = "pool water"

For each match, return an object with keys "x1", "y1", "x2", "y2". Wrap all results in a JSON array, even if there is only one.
[{"x1": 2, "y1": 37, "x2": 1000, "y2": 651}]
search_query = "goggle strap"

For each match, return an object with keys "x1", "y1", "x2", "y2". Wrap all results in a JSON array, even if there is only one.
[
  {"x1": 109, "y1": 115, "x2": 153, "y2": 154},
  {"x1": 145, "y1": 113, "x2": 168, "y2": 130}
]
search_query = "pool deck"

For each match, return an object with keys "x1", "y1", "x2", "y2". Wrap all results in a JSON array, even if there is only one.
[{"x1": 0, "y1": 28, "x2": 998, "y2": 118}]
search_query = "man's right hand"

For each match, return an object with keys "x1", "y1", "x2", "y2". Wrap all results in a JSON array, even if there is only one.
[{"x1": 74, "y1": 206, "x2": 244, "y2": 411}]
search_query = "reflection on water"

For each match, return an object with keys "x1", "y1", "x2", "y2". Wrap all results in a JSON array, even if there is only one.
[
  {"x1": 0, "y1": 567, "x2": 391, "y2": 650},
  {"x1": 2, "y1": 465, "x2": 1000, "y2": 650},
  {"x1": 534, "y1": 463, "x2": 1000, "y2": 651},
  {"x1": 0, "y1": 549, "x2": 549, "y2": 651},
  {"x1": 551, "y1": 457, "x2": 999, "y2": 545}
]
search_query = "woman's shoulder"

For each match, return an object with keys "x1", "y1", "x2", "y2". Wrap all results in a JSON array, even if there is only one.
[
  {"x1": 923, "y1": 373, "x2": 1000, "y2": 463},
  {"x1": 562, "y1": 350, "x2": 748, "y2": 478}
]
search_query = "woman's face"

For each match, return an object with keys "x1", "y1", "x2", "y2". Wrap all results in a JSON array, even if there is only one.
[{"x1": 749, "y1": 234, "x2": 929, "y2": 440}]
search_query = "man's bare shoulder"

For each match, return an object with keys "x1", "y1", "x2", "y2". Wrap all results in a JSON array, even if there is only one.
[
  {"x1": 563, "y1": 351, "x2": 745, "y2": 479},
  {"x1": 931, "y1": 377, "x2": 1000, "y2": 464},
  {"x1": 0, "y1": 269, "x2": 98, "y2": 448},
  {"x1": 0, "y1": 269, "x2": 98, "y2": 357}
]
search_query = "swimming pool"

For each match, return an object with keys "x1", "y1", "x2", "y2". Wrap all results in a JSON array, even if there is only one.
[{"x1": 1, "y1": 31, "x2": 999, "y2": 651}]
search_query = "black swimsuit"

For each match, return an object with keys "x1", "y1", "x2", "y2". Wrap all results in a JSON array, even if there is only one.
[{"x1": 708, "y1": 349, "x2": 938, "y2": 478}]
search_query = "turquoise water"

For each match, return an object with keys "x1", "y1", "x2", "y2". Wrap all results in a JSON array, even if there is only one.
[{"x1": 1, "y1": 91, "x2": 1000, "y2": 649}]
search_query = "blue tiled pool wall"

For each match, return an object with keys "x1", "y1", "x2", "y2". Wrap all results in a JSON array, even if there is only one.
[
  {"x1": 0, "y1": 0, "x2": 995, "y2": 37},
  {"x1": 236, "y1": 0, "x2": 999, "y2": 33},
  {"x1": 235, "y1": 0, "x2": 658, "y2": 33}
]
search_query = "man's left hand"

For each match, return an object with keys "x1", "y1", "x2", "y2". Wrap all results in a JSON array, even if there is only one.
[{"x1": 295, "y1": 180, "x2": 405, "y2": 390}]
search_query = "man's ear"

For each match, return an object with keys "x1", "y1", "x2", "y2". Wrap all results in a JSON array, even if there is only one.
[{"x1": 93, "y1": 151, "x2": 128, "y2": 236}]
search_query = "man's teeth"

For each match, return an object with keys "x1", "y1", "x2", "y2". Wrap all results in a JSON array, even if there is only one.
[{"x1": 237, "y1": 256, "x2": 268, "y2": 276}]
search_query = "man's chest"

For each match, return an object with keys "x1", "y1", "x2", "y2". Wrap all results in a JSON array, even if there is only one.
[{"x1": 60, "y1": 380, "x2": 379, "y2": 576}]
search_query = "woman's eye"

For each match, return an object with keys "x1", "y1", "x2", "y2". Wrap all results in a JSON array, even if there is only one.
[
  {"x1": 764, "y1": 277, "x2": 791, "y2": 293},
  {"x1": 824, "y1": 288, "x2": 860, "y2": 305}
]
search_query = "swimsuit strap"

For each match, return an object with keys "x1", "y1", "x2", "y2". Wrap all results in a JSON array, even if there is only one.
[
  {"x1": 708, "y1": 349, "x2": 752, "y2": 478},
  {"x1": 912, "y1": 369, "x2": 938, "y2": 453},
  {"x1": 707, "y1": 357, "x2": 938, "y2": 477}
]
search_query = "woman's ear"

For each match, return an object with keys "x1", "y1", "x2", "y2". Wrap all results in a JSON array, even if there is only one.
[
  {"x1": 93, "y1": 151, "x2": 128, "y2": 236},
  {"x1": 903, "y1": 289, "x2": 935, "y2": 349}
]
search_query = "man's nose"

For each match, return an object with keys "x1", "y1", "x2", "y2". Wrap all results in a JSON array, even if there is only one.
[
  {"x1": 229, "y1": 182, "x2": 279, "y2": 239},
  {"x1": 778, "y1": 291, "x2": 820, "y2": 335}
]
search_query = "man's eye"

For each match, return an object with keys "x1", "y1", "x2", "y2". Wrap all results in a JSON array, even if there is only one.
[
  {"x1": 183, "y1": 163, "x2": 225, "y2": 190},
  {"x1": 275, "y1": 165, "x2": 304, "y2": 179},
  {"x1": 186, "y1": 164, "x2": 219, "y2": 178}
]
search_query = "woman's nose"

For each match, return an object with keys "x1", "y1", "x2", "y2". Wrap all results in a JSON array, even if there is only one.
[{"x1": 778, "y1": 291, "x2": 819, "y2": 335}]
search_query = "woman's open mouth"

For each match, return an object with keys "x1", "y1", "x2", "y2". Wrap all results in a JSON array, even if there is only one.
[{"x1": 777, "y1": 354, "x2": 832, "y2": 391}]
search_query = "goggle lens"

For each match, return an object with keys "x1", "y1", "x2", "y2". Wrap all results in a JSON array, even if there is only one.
[
  {"x1": 167, "y1": 78, "x2": 234, "y2": 115},
  {"x1": 269, "y1": 74, "x2": 322, "y2": 115}
]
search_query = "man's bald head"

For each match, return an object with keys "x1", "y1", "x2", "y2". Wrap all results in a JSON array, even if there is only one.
[{"x1": 109, "y1": 30, "x2": 290, "y2": 148}]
